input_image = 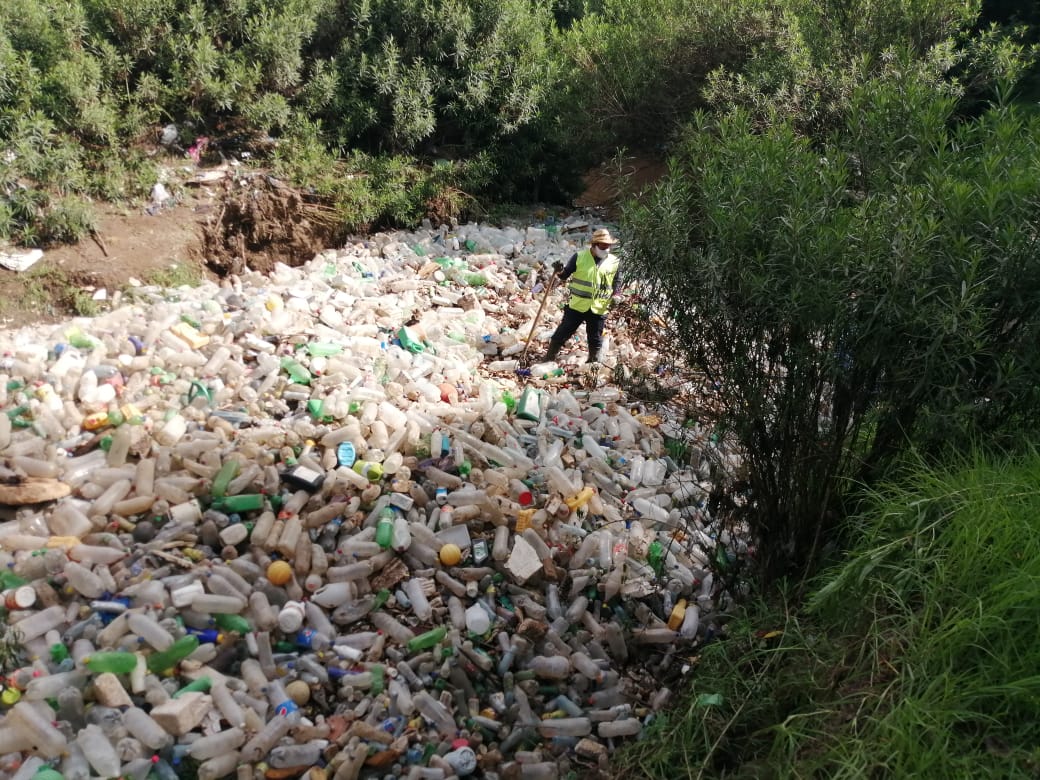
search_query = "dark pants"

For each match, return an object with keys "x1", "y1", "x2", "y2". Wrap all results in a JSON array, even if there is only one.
[{"x1": 549, "y1": 306, "x2": 606, "y2": 356}]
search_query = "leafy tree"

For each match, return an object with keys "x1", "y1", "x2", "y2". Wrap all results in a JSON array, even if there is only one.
[
  {"x1": 621, "y1": 52, "x2": 1040, "y2": 578},
  {"x1": 304, "y1": 0, "x2": 558, "y2": 155},
  {"x1": 702, "y1": 0, "x2": 1006, "y2": 138},
  {"x1": 560, "y1": 0, "x2": 779, "y2": 154}
]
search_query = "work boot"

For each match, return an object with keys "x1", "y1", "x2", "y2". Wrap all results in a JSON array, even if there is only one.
[
  {"x1": 586, "y1": 349, "x2": 601, "y2": 364},
  {"x1": 544, "y1": 341, "x2": 562, "y2": 362}
]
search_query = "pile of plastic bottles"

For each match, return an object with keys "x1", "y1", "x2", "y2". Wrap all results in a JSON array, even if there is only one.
[{"x1": 0, "y1": 217, "x2": 747, "y2": 779}]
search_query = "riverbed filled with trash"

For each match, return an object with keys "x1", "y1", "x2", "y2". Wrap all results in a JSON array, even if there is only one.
[{"x1": 0, "y1": 216, "x2": 748, "y2": 780}]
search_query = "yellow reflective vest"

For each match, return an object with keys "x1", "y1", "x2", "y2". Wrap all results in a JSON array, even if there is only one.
[{"x1": 567, "y1": 249, "x2": 619, "y2": 315}]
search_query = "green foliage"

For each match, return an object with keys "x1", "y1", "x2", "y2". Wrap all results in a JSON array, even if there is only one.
[
  {"x1": 700, "y1": 0, "x2": 998, "y2": 138},
  {"x1": 619, "y1": 450, "x2": 1040, "y2": 776},
  {"x1": 621, "y1": 54, "x2": 1040, "y2": 577},
  {"x1": 561, "y1": 0, "x2": 779, "y2": 154},
  {"x1": 0, "y1": 0, "x2": 1036, "y2": 245},
  {"x1": 556, "y1": 0, "x2": 984, "y2": 158},
  {"x1": 789, "y1": 0, "x2": 980, "y2": 62},
  {"x1": 308, "y1": 0, "x2": 560, "y2": 159},
  {"x1": 143, "y1": 263, "x2": 203, "y2": 289},
  {"x1": 811, "y1": 451, "x2": 1040, "y2": 775},
  {"x1": 23, "y1": 262, "x2": 101, "y2": 316},
  {"x1": 0, "y1": 0, "x2": 568, "y2": 243},
  {"x1": 272, "y1": 122, "x2": 494, "y2": 233},
  {"x1": 40, "y1": 194, "x2": 97, "y2": 244}
]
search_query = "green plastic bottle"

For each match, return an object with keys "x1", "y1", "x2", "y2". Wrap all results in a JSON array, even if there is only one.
[
  {"x1": 647, "y1": 541, "x2": 665, "y2": 577},
  {"x1": 305, "y1": 342, "x2": 343, "y2": 357},
  {"x1": 372, "y1": 588, "x2": 390, "y2": 611},
  {"x1": 214, "y1": 613, "x2": 252, "y2": 634},
  {"x1": 501, "y1": 391, "x2": 516, "y2": 413},
  {"x1": 375, "y1": 508, "x2": 395, "y2": 549},
  {"x1": 173, "y1": 677, "x2": 212, "y2": 698},
  {"x1": 83, "y1": 651, "x2": 138, "y2": 675},
  {"x1": 370, "y1": 664, "x2": 385, "y2": 695},
  {"x1": 146, "y1": 635, "x2": 199, "y2": 673},
  {"x1": 211, "y1": 459, "x2": 241, "y2": 498},
  {"x1": 280, "y1": 357, "x2": 312, "y2": 385},
  {"x1": 66, "y1": 326, "x2": 97, "y2": 350},
  {"x1": 0, "y1": 570, "x2": 28, "y2": 589},
  {"x1": 210, "y1": 493, "x2": 264, "y2": 513},
  {"x1": 397, "y1": 326, "x2": 425, "y2": 354},
  {"x1": 352, "y1": 461, "x2": 383, "y2": 482},
  {"x1": 406, "y1": 626, "x2": 447, "y2": 653}
]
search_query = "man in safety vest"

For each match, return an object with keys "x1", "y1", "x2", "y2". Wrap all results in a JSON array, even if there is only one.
[{"x1": 544, "y1": 228, "x2": 621, "y2": 364}]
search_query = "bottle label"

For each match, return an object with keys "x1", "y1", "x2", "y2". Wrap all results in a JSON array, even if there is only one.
[
  {"x1": 285, "y1": 464, "x2": 324, "y2": 491},
  {"x1": 275, "y1": 699, "x2": 299, "y2": 716}
]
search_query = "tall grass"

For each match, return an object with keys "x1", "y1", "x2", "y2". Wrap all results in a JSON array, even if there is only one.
[{"x1": 617, "y1": 449, "x2": 1040, "y2": 777}]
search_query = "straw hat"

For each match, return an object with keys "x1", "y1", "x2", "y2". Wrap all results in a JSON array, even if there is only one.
[{"x1": 590, "y1": 228, "x2": 619, "y2": 246}]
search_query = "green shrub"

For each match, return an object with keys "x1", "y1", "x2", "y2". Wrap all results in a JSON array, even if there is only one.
[
  {"x1": 621, "y1": 53, "x2": 1040, "y2": 577},
  {"x1": 1, "y1": 0, "x2": 1035, "y2": 247},
  {"x1": 559, "y1": 0, "x2": 828, "y2": 157},
  {"x1": 144, "y1": 263, "x2": 203, "y2": 289},
  {"x1": 307, "y1": 0, "x2": 560, "y2": 159},
  {"x1": 40, "y1": 194, "x2": 96, "y2": 244}
]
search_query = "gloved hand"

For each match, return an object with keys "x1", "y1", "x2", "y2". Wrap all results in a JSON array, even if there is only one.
[{"x1": 551, "y1": 260, "x2": 564, "y2": 275}]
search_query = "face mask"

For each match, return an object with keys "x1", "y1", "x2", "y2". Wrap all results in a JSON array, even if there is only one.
[{"x1": 592, "y1": 246, "x2": 609, "y2": 260}]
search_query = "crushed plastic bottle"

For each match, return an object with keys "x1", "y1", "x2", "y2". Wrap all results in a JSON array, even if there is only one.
[{"x1": 0, "y1": 216, "x2": 745, "y2": 780}]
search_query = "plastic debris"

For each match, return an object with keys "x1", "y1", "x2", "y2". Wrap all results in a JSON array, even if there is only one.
[
  {"x1": 0, "y1": 247, "x2": 44, "y2": 273},
  {"x1": 0, "y1": 214, "x2": 749, "y2": 780}
]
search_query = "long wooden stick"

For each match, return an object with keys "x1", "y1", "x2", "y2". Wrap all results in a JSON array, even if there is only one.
[
  {"x1": 520, "y1": 271, "x2": 557, "y2": 364},
  {"x1": 90, "y1": 229, "x2": 109, "y2": 257}
]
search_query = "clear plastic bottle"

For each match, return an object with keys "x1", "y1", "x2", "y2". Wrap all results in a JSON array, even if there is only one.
[
  {"x1": 269, "y1": 742, "x2": 323, "y2": 769},
  {"x1": 122, "y1": 706, "x2": 172, "y2": 749},
  {"x1": 240, "y1": 711, "x2": 300, "y2": 763},
  {"x1": 528, "y1": 655, "x2": 570, "y2": 679},
  {"x1": 536, "y1": 717, "x2": 591, "y2": 737},
  {"x1": 25, "y1": 670, "x2": 86, "y2": 702},
  {"x1": 64, "y1": 561, "x2": 106, "y2": 599},
  {"x1": 77, "y1": 722, "x2": 122, "y2": 777},
  {"x1": 61, "y1": 742, "x2": 93, "y2": 780},
  {"x1": 8, "y1": 700, "x2": 67, "y2": 757},
  {"x1": 187, "y1": 726, "x2": 246, "y2": 760},
  {"x1": 598, "y1": 717, "x2": 643, "y2": 738},
  {"x1": 197, "y1": 751, "x2": 242, "y2": 780},
  {"x1": 10, "y1": 756, "x2": 44, "y2": 780},
  {"x1": 191, "y1": 593, "x2": 247, "y2": 614},
  {"x1": 403, "y1": 578, "x2": 432, "y2": 621},
  {"x1": 412, "y1": 690, "x2": 457, "y2": 737},
  {"x1": 127, "y1": 612, "x2": 175, "y2": 651}
]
